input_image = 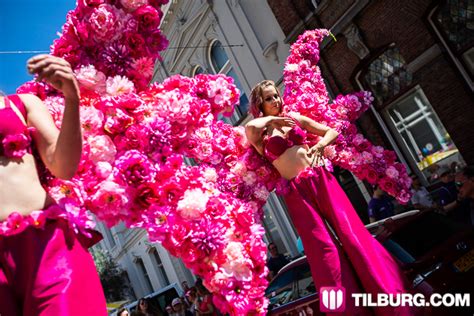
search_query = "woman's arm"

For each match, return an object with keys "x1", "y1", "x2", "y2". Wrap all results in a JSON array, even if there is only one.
[
  {"x1": 24, "y1": 55, "x2": 82, "y2": 179},
  {"x1": 245, "y1": 116, "x2": 295, "y2": 155},
  {"x1": 291, "y1": 113, "x2": 339, "y2": 152}
]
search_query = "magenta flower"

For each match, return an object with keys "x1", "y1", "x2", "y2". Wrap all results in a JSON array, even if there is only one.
[
  {"x1": 115, "y1": 150, "x2": 156, "y2": 186},
  {"x1": 2, "y1": 133, "x2": 30, "y2": 158}
]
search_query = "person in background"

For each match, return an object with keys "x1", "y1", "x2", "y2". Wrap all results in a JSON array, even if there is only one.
[
  {"x1": 410, "y1": 176, "x2": 434, "y2": 211},
  {"x1": 195, "y1": 284, "x2": 217, "y2": 316},
  {"x1": 181, "y1": 281, "x2": 190, "y2": 293},
  {"x1": 118, "y1": 308, "x2": 130, "y2": 316},
  {"x1": 185, "y1": 289, "x2": 198, "y2": 315},
  {"x1": 165, "y1": 305, "x2": 174, "y2": 316},
  {"x1": 368, "y1": 186, "x2": 395, "y2": 223},
  {"x1": 266, "y1": 242, "x2": 290, "y2": 280},
  {"x1": 455, "y1": 166, "x2": 474, "y2": 226},
  {"x1": 171, "y1": 298, "x2": 192, "y2": 316},
  {"x1": 438, "y1": 167, "x2": 458, "y2": 207},
  {"x1": 180, "y1": 281, "x2": 191, "y2": 309},
  {"x1": 427, "y1": 163, "x2": 441, "y2": 183},
  {"x1": 137, "y1": 298, "x2": 155, "y2": 316}
]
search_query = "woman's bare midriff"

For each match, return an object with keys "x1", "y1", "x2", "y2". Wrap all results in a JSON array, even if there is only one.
[
  {"x1": 271, "y1": 145, "x2": 314, "y2": 180},
  {"x1": 0, "y1": 154, "x2": 55, "y2": 221}
]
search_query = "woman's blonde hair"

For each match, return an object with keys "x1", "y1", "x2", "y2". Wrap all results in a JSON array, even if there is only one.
[{"x1": 249, "y1": 80, "x2": 282, "y2": 117}]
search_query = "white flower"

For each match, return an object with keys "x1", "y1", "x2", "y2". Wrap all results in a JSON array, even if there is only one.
[
  {"x1": 203, "y1": 168, "x2": 218, "y2": 182},
  {"x1": 177, "y1": 189, "x2": 209, "y2": 220},
  {"x1": 243, "y1": 171, "x2": 257, "y2": 185},
  {"x1": 285, "y1": 63, "x2": 299, "y2": 72},
  {"x1": 253, "y1": 184, "x2": 270, "y2": 201},
  {"x1": 106, "y1": 75, "x2": 135, "y2": 96}
]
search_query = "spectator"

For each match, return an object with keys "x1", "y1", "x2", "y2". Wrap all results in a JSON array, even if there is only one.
[
  {"x1": 137, "y1": 298, "x2": 155, "y2": 316},
  {"x1": 266, "y1": 243, "x2": 290, "y2": 280},
  {"x1": 410, "y1": 176, "x2": 434, "y2": 210},
  {"x1": 172, "y1": 298, "x2": 192, "y2": 316},
  {"x1": 180, "y1": 281, "x2": 192, "y2": 308},
  {"x1": 118, "y1": 307, "x2": 130, "y2": 316},
  {"x1": 427, "y1": 163, "x2": 441, "y2": 183},
  {"x1": 438, "y1": 167, "x2": 458, "y2": 207},
  {"x1": 455, "y1": 166, "x2": 474, "y2": 226},
  {"x1": 195, "y1": 284, "x2": 217, "y2": 315},
  {"x1": 165, "y1": 305, "x2": 175, "y2": 316},
  {"x1": 368, "y1": 186, "x2": 395, "y2": 223},
  {"x1": 185, "y1": 289, "x2": 198, "y2": 315},
  {"x1": 181, "y1": 281, "x2": 190, "y2": 292}
]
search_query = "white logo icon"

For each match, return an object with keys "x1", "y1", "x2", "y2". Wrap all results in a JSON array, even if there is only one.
[{"x1": 322, "y1": 289, "x2": 344, "y2": 310}]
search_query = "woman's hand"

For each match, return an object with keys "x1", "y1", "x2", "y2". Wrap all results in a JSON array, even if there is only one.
[
  {"x1": 308, "y1": 142, "x2": 325, "y2": 167},
  {"x1": 268, "y1": 116, "x2": 295, "y2": 133},
  {"x1": 27, "y1": 55, "x2": 79, "y2": 100}
]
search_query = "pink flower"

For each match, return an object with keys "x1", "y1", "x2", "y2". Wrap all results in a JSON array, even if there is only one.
[
  {"x1": 134, "y1": 5, "x2": 161, "y2": 30},
  {"x1": 115, "y1": 150, "x2": 156, "y2": 186},
  {"x1": 29, "y1": 210, "x2": 48, "y2": 228},
  {"x1": 120, "y1": 0, "x2": 148, "y2": 12},
  {"x1": 5, "y1": 212, "x2": 28, "y2": 235},
  {"x1": 88, "y1": 135, "x2": 117, "y2": 163},
  {"x1": 91, "y1": 180, "x2": 128, "y2": 213},
  {"x1": 81, "y1": 106, "x2": 105, "y2": 134},
  {"x1": 2, "y1": 133, "x2": 30, "y2": 158},
  {"x1": 75, "y1": 64, "x2": 107, "y2": 94},
  {"x1": 89, "y1": 4, "x2": 121, "y2": 42},
  {"x1": 385, "y1": 166, "x2": 399, "y2": 179}
]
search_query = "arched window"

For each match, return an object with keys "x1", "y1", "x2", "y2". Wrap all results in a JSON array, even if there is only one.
[
  {"x1": 192, "y1": 65, "x2": 205, "y2": 77},
  {"x1": 363, "y1": 45, "x2": 412, "y2": 104},
  {"x1": 210, "y1": 41, "x2": 228, "y2": 73},
  {"x1": 209, "y1": 40, "x2": 249, "y2": 121},
  {"x1": 431, "y1": 0, "x2": 474, "y2": 81}
]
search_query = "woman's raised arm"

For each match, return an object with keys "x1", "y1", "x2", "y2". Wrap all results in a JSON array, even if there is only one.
[{"x1": 24, "y1": 55, "x2": 82, "y2": 179}]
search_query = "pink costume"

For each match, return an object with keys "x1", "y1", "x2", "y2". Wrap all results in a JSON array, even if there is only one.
[
  {"x1": 0, "y1": 95, "x2": 107, "y2": 316},
  {"x1": 264, "y1": 124, "x2": 415, "y2": 316}
]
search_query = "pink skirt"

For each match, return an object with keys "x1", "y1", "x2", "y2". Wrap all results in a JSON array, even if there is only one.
[
  {"x1": 283, "y1": 167, "x2": 416, "y2": 316},
  {"x1": 0, "y1": 205, "x2": 107, "y2": 316}
]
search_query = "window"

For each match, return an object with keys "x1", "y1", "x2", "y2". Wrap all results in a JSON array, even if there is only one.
[
  {"x1": 135, "y1": 258, "x2": 153, "y2": 293},
  {"x1": 434, "y1": 0, "x2": 474, "y2": 77},
  {"x1": 384, "y1": 86, "x2": 464, "y2": 179},
  {"x1": 151, "y1": 248, "x2": 170, "y2": 287},
  {"x1": 104, "y1": 226, "x2": 116, "y2": 248},
  {"x1": 192, "y1": 65, "x2": 205, "y2": 76},
  {"x1": 363, "y1": 46, "x2": 413, "y2": 104},
  {"x1": 209, "y1": 40, "x2": 249, "y2": 123}
]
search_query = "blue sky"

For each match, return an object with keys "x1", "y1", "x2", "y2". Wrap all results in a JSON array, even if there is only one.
[{"x1": 0, "y1": 1, "x2": 76, "y2": 94}]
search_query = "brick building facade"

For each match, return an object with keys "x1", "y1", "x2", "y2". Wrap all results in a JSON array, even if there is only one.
[{"x1": 268, "y1": 0, "x2": 474, "y2": 183}]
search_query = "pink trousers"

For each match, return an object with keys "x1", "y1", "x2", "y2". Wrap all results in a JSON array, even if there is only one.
[
  {"x1": 0, "y1": 218, "x2": 107, "y2": 316},
  {"x1": 283, "y1": 167, "x2": 415, "y2": 316}
]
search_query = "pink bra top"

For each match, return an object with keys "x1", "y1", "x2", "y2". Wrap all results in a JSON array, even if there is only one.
[
  {"x1": 263, "y1": 120, "x2": 308, "y2": 162},
  {"x1": 0, "y1": 95, "x2": 32, "y2": 158}
]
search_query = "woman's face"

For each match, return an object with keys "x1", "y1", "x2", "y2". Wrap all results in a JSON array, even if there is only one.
[
  {"x1": 261, "y1": 85, "x2": 282, "y2": 116},
  {"x1": 139, "y1": 300, "x2": 147, "y2": 311}
]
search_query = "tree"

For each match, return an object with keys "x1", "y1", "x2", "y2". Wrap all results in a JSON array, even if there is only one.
[{"x1": 92, "y1": 248, "x2": 132, "y2": 302}]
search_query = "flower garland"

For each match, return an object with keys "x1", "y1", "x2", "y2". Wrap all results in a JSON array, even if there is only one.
[{"x1": 283, "y1": 30, "x2": 412, "y2": 203}]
